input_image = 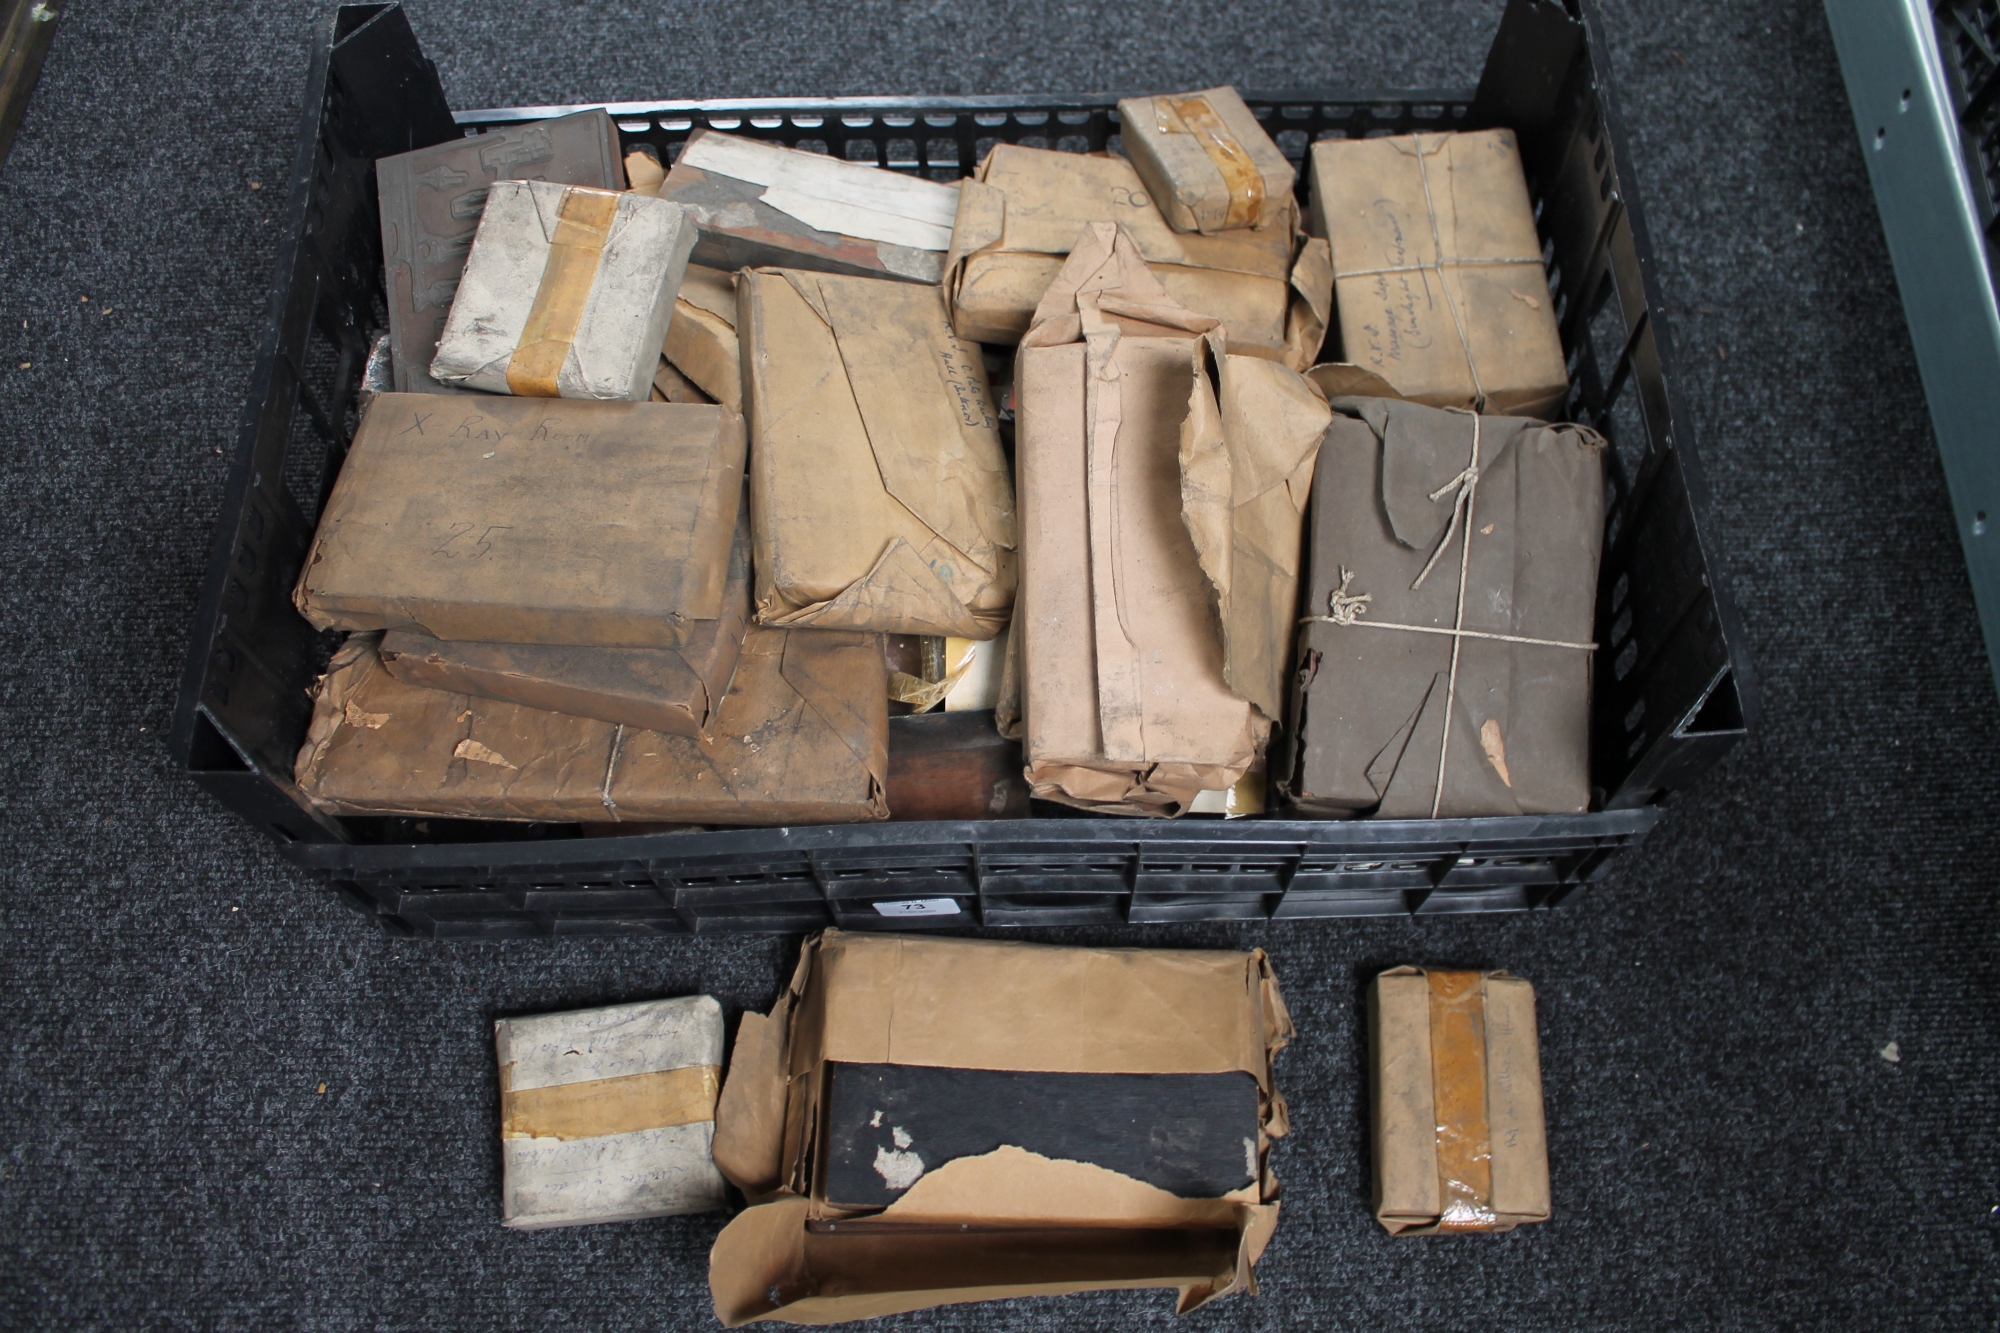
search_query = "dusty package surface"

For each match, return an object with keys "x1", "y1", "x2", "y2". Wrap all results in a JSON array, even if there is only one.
[
  {"x1": 740, "y1": 268, "x2": 1016, "y2": 639},
  {"x1": 376, "y1": 506, "x2": 753, "y2": 738},
  {"x1": 1115, "y1": 87, "x2": 1296, "y2": 235},
  {"x1": 944, "y1": 144, "x2": 1330, "y2": 368},
  {"x1": 1369, "y1": 967, "x2": 1548, "y2": 1235},
  {"x1": 1281, "y1": 398, "x2": 1604, "y2": 818},
  {"x1": 496, "y1": 995, "x2": 728, "y2": 1229},
  {"x1": 294, "y1": 394, "x2": 744, "y2": 648},
  {"x1": 1309, "y1": 129, "x2": 1566, "y2": 417},
  {"x1": 663, "y1": 262, "x2": 742, "y2": 410},
  {"x1": 295, "y1": 627, "x2": 888, "y2": 824},
  {"x1": 706, "y1": 930, "x2": 1292, "y2": 1325},
  {"x1": 430, "y1": 179, "x2": 697, "y2": 400},
  {"x1": 377, "y1": 109, "x2": 626, "y2": 396},
  {"x1": 1014, "y1": 225, "x2": 1266, "y2": 815},
  {"x1": 660, "y1": 129, "x2": 960, "y2": 283}
]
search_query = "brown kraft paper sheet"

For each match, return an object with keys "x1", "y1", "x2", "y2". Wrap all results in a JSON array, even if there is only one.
[
  {"x1": 1014, "y1": 224, "x2": 1266, "y2": 815},
  {"x1": 741, "y1": 268, "x2": 1016, "y2": 640},
  {"x1": 707, "y1": 932, "x2": 1294, "y2": 1325},
  {"x1": 294, "y1": 627, "x2": 887, "y2": 825},
  {"x1": 944, "y1": 144, "x2": 1330, "y2": 368},
  {"x1": 1368, "y1": 966, "x2": 1548, "y2": 1235},
  {"x1": 1281, "y1": 397, "x2": 1604, "y2": 818},
  {"x1": 377, "y1": 504, "x2": 753, "y2": 738},
  {"x1": 294, "y1": 394, "x2": 744, "y2": 648},
  {"x1": 1309, "y1": 129, "x2": 1567, "y2": 417}
]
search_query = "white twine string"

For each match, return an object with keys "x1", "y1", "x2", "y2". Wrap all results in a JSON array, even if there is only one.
[{"x1": 1298, "y1": 410, "x2": 1596, "y2": 817}]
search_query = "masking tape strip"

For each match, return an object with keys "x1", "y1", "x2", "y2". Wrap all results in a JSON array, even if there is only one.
[
  {"x1": 1426, "y1": 970, "x2": 1496, "y2": 1230},
  {"x1": 505, "y1": 187, "x2": 621, "y2": 397},
  {"x1": 1162, "y1": 95, "x2": 1265, "y2": 230},
  {"x1": 500, "y1": 1063, "x2": 720, "y2": 1141}
]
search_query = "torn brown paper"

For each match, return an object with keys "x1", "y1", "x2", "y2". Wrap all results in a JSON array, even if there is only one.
[
  {"x1": 1180, "y1": 344, "x2": 1331, "y2": 724},
  {"x1": 294, "y1": 628, "x2": 887, "y2": 825},
  {"x1": 295, "y1": 394, "x2": 744, "y2": 648},
  {"x1": 1309, "y1": 130, "x2": 1566, "y2": 417},
  {"x1": 943, "y1": 144, "x2": 1329, "y2": 368},
  {"x1": 1014, "y1": 224, "x2": 1266, "y2": 815},
  {"x1": 1117, "y1": 87, "x2": 1296, "y2": 235},
  {"x1": 707, "y1": 932, "x2": 1292, "y2": 1325},
  {"x1": 741, "y1": 268, "x2": 1016, "y2": 639}
]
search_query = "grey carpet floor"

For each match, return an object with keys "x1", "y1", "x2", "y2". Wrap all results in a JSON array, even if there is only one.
[{"x1": 3, "y1": 0, "x2": 1998, "y2": 1329}]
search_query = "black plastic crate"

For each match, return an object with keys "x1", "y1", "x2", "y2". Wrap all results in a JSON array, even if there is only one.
[{"x1": 170, "y1": 0, "x2": 1754, "y2": 936}]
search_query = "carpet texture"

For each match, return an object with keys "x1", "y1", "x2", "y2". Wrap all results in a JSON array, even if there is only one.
[{"x1": 2, "y1": 0, "x2": 1998, "y2": 1329}]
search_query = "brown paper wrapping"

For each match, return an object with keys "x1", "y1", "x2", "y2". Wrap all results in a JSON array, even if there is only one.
[
  {"x1": 1280, "y1": 398, "x2": 1603, "y2": 818},
  {"x1": 943, "y1": 144, "x2": 1330, "y2": 368},
  {"x1": 708, "y1": 931, "x2": 1293, "y2": 1325},
  {"x1": 294, "y1": 627, "x2": 888, "y2": 825},
  {"x1": 1368, "y1": 967, "x2": 1549, "y2": 1236},
  {"x1": 664, "y1": 263, "x2": 742, "y2": 410},
  {"x1": 741, "y1": 268, "x2": 1016, "y2": 639},
  {"x1": 1309, "y1": 129, "x2": 1567, "y2": 417},
  {"x1": 1014, "y1": 224, "x2": 1267, "y2": 815},
  {"x1": 295, "y1": 394, "x2": 745, "y2": 648}
]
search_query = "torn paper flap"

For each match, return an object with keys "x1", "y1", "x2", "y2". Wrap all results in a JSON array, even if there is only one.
[{"x1": 1180, "y1": 347, "x2": 1331, "y2": 722}]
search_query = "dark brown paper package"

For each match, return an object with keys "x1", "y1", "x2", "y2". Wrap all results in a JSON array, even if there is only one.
[
  {"x1": 376, "y1": 505, "x2": 754, "y2": 739},
  {"x1": 293, "y1": 628, "x2": 887, "y2": 824},
  {"x1": 294, "y1": 394, "x2": 745, "y2": 648},
  {"x1": 706, "y1": 931, "x2": 1293, "y2": 1325},
  {"x1": 1368, "y1": 967, "x2": 1549, "y2": 1235},
  {"x1": 1280, "y1": 399, "x2": 1605, "y2": 818}
]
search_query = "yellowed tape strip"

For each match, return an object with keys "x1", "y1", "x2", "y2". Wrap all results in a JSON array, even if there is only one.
[
  {"x1": 1163, "y1": 95, "x2": 1264, "y2": 230},
  {"x1": 500, "y1": 1063, "x2": 720, "y2": 1141},
  {"x1": 1426, "y1": 970, "x2": 1496, "y2": 1230},
  {"x1": 505, "y1": 187, "x2": 621, "y2": 397}
]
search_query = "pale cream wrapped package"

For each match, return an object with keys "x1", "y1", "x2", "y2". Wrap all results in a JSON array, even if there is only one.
[
  {"x1": 431, "y1": 180, "x2": 698, "y2": 401},
  {"x1": 496, "y1": 995, "x2": 728, "y2": 1229}
]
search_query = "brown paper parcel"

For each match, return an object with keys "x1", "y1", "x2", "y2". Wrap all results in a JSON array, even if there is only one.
[
  {"x1": 661, "y1": 129, "x2": 960, "y2": 283},
  {"x1": 1115, "y1": 87, "x2": 1297, "y2": 235},
  {"x1": 741, "y1": 268, "x2": 1016, "y2": 639},
  {"x1": 663, "y1": 262, "x2": 742, "y2": 411},
  {"x1": 1369, "y1": 967, "x2": 1548, "y2": 1235},
  {"x1": 294, "y1": 394, "x2": 744, "y2": 648},
  {"x1": 944, "y1": 144, "x2": 1331, "y2": 368},
  {"x1": 1180, "y1": 335, "x2": 1334, "y2": 726},
  {"x1": 1280, "y1": 398, "x2": 1604, "y2": 818},
  {"x1": 293, "y1": 627, "x2": 887, "y2": 825},
  {"x1": 1014, "y1": 224, "x2": 1266, "y2": 816},
  {"x1": 1309, "y1": 129, "x2": 1567, "y2": 418},
  {"x1": 707, "y1": 931, "x2": 1293, "y2": 1325},
  {"x1": 376, "y1": 503, "x2": 753, "y2": 738}
]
